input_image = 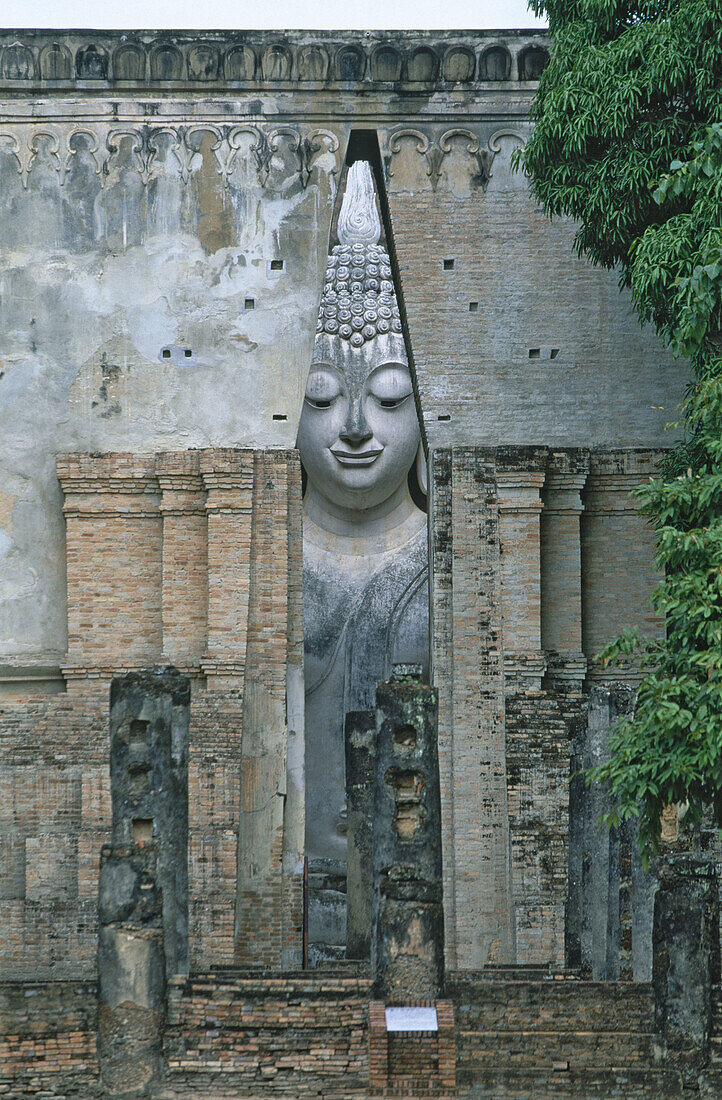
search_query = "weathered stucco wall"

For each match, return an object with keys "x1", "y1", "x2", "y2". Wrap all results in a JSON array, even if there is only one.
[
  {"x1": 0, "y1": 112, "x2": 342, "y2": 670},
  {"x1": 0, "y1": 29, "x2": 686, "y2": 677}
]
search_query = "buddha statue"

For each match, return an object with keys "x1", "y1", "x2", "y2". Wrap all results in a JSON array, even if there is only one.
[{"x1": 298, "y1": 160, "x2": 429, "y2": 872}]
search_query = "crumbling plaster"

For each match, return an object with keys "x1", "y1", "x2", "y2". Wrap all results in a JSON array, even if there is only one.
[{"x1": 0, "y1": 118, "x2": 342, "y2": 661}]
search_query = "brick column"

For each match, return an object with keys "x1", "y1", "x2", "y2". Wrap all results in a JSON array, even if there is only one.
[
  {"x1": 653, "y1": 855, "x2": 720, "y2": 1087},
  {"x1": 200, "y1": 450, "x2": 254, "y2": 690},
  {"x1": 436, "y1": 1001, "x2": 457, "y2": 1094},
  {"x1": 497, "y1": 447, "x2": 547, "y2": 691},
  {"x1": 372, "y1": 667, "x2": 443, "y2": 1002},
  {"x1": 234, "y1": 450, "x2": 304, "y2": 969},
  {"x1": 97, "y1": 843, "x2": 166, "y2": 1097},
  {"x1": 582, "y1": 450, "x2": 665, "y2": 684},
  {"x1": 540, "y1": 449, "x2": 589, "y2": 689},
  {"x1": 432, "y1": 447, "x2": 514, "y2": 970},
  {"x1": 109, "y1": 668, "x2": 190, "y2": 977},
  {"x1": 156, "y1": 451, "x2": 207, "y2": 670},
  {"x1": 368, "y1": 1002, "x2": 389, "y2": 1096}
]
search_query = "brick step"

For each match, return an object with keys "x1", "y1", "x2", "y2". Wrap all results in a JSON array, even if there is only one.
[
  {"x1": 457, "y1": 1009, "x2": 654, "y2": 1035},
  {"x1": 158, "y1": 1076, "x2": 369, "y2": 1100},
  {"x1": 449, "y1": 965, "x2": 580, "y2": 983},
  {"x1": 458, "y1": 1028, "x2": 653, "y2": 1069},
  {"x1": 451, "y1": 981, "x2": 653, "y2": 1034},
  {"x1": 711, "y1": 985, "x2": 722, "y2": 1031},
  {"x1": 382, "y1": 1084, "x2": 450, "y2": 1098},
  {"x1": 0, "y1": 1072, "x2": 104, "y2": 1100},
  {"x1": 167, "y1": 975, "x2": 372, "y2": 1017},
  {"x1": 456, "y1": 1066, "x2": 685, "y2": 1098},
  {"x1": 703, "y1": 1066, "x2": 722, "y2": 1089},
  {"x1": 161, "y1": 1065, "x2": 369, "y2": 1098},
  {"x1": 179, "y1": 972, "x2": 372, "y2": 990},
  {"x1": 167, "y1": 1009, "x2": 367, "y2": 1031},
  {"x1": 165, "y1": 1031, "x2": 368, "y2": 1058}
]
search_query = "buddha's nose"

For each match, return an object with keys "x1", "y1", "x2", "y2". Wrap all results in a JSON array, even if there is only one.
[{"x1": 340, "y1": 397, "x2": 372, "y2": 445}]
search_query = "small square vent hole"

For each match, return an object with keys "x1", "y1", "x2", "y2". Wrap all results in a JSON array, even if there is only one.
[{"x1": 132, "y1": 818, "x2": 153, "y2": 845}]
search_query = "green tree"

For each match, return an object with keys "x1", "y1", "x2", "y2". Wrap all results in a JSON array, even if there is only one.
[{"x1": 518, "y1": 0, "x2": 722, "y2": 855}]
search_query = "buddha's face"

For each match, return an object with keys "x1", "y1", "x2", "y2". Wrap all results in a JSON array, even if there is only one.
[{"x1": 297, "y1": 333, "x2": 420, "y2": 511}]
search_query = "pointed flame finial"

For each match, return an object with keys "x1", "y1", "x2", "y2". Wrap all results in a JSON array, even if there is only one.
[{"x1": 338, "y1": 160, "x2": 382, "y2": 246}]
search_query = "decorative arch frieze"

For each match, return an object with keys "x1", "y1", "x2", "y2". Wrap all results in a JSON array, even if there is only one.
[
  {"x1": 0, "y1": 32, "x2": 552, "y2": 90},
  {"x1": 488, "y1": 127, "x2": 527, "y2": 153},
  {"x1": 0, "y1": 121, "x2": 341, "y2": 191},
  {"x1": 387, "y1": 126, "x2": 494, "y2": 193},
  {"x1": 39, "y1": 42, "x2": 72, "y2": 81}
]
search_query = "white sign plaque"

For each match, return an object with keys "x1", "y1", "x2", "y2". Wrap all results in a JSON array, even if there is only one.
[{"x1": 385, "y1": 1006, "x2": 438, "y2": 1032}]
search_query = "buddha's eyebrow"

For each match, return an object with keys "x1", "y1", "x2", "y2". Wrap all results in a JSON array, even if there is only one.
[
  {"x1": 366, "y1": 363, "x2": 412, "y2": 384},
  {"x1": 308, "y1": 362, "x2": 342, "y2": 376}
]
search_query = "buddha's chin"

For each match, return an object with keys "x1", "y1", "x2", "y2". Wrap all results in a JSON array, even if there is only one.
[
  {"x1": 329, "y1": 469, "x2": 397, "y2": 503},
  {"x1": 313, "y1": 475, "x2": 398, "y2": 512}
]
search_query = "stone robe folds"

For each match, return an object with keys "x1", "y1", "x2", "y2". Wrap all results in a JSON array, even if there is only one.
[{"x1": 303, "y1": 523, "x2": 429, "y2": 863}]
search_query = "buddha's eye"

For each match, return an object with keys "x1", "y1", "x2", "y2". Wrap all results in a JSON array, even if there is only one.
[
  {"x1": 369, "y1": 364, "x2": 413, "y2": 409},
  {"x1": 305, "y1": 368, "x2": 342, "y2": 410},
  {"x1": 377, "y1": 397, "x2": 408, "y2": 409}
]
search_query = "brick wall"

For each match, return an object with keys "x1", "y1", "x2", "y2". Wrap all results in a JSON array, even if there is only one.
[
  {"x1": 582, "y1": 450, "x2": 665, "y2": 682},
  {"x1": 162, "y1": 971, "x2": 371, "y2": 1098},
  {"x1": 0, "y1": 980, "x2": 100, "y2": 1098},
  {"x1": 1, "y1": 444, "x2": 666, "y2": 980},
  {"x1": 0, "y1": 686, "x2": 250, "y2": 978}
]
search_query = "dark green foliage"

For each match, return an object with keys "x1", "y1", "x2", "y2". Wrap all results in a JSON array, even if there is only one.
[{"x1": 519, "y1": 0, "x2": 722, "y2": 855}]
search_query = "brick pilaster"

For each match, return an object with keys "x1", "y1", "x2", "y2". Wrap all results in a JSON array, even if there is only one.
[
  {"x1": 541, "y1": 449, "x2": 589, "y2": 689},
  {"x1": 369, "y1": 1001, "x2": 389, "y2": 1096},
  {"x1": 497, "y1": 447, "x2": 547, "y2": 691},
  {"x1": 200, "y1": 450, "x2": 254, "y2": 690},
  {"x1": 582, "y1": 450, "x2": 665, "y2": 684},
  {"x1": 156, "y1": 450, "x2": 208, "y2": 669},
  {"x1": 57, "y1": 453, "x2": 162, "y2": 685}
]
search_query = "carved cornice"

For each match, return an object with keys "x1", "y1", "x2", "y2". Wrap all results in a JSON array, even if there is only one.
[
  {"x1": 0, "y1": 31, "x2": 551, "y2": 91},
  {"x1": 0, "y1": 122, "x2": 340, "y2": 189}
]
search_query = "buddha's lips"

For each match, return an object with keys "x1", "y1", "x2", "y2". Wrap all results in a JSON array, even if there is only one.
[{"x1": 330, "y1": 446, "x2": 383, "y2": 466}]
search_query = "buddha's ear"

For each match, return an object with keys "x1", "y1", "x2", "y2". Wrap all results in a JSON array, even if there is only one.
[{"x1": 415, "y1": 443, "x2": 428, "y2": 496}]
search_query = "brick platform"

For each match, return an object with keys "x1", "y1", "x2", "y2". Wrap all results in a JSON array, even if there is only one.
[{"x1": 3, "y1": 972, "x2": 722, "y2": 1097}]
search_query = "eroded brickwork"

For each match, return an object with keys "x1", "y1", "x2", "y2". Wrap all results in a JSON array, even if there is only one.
[{"x1": 506, "y1": 692, "x2": 584, "y2": 966}]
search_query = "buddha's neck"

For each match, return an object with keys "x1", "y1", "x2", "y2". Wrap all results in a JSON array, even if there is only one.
[{"x1": 303, "y1": 482, "x2": 425, "y2": 555}]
